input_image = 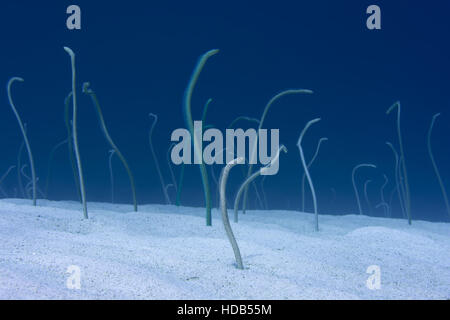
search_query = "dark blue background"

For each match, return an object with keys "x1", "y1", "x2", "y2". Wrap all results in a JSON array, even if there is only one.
[{"x1": 1, "y1": 1, "x2": 449, "y2": 222}]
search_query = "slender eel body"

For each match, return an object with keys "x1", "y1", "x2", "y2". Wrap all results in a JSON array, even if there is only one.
[
  {"x1": 301, "y1": 137, "x2": 328, "y2": 212},
  {"x1": 242, "y1": 89, "x2": 313, "y2": 215},
  {"x1": 64, "y1": 92, "x2": 82, "y2": 202},
  {"x1": 352, "y1": 163, "x2": 377, "y2": 216},
  {"x1": 148, "y1": 113, "x2": 170, "y2": 205},
  {"x1": 427, "y1": 113, "x2": 450, "y2": 218},
  {"x1": 45, "y1": 139, "x2": 68, "y2": 197},
  {"x1": 386, "y1": 142, "x2": 406, "y2": 218},
  {"x1": 234, "y1": 146, "x2": 287, "y2": 223},
  {"x1": 220, "y1": 158, "x2": 245, "y2": 269},
  {"x1": 7, "y1": 78, "x2": 37, "y2": 206},
  {"x1": 83, "y1": 82, "x2": 138, "y2": 211},
  {"x1": 183, "y1": 49, "x2": 218, "y2": 225},
  {"x1": 387, "y1": 102, "x2": 412, "y2": 224},
  {"x1": 64, "y1": 46, "x2": 88, "y2": 219},
  {"x1": 297, "y1": 119, "x2": 321, "y2": 231}
]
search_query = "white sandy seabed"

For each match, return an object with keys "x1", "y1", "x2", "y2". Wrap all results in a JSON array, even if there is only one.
[{"x1": 0, "y1": 198, "x2": 449, "y2": 300}]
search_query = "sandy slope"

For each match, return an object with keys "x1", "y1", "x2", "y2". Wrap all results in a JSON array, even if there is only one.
[{"x1": 0, "y1": 199, "x2": 448, "y2": 299}]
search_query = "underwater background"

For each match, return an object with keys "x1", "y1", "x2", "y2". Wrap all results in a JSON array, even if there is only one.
[{"x1": 0, "y1": 0, "x2": 449, "y2": 222}]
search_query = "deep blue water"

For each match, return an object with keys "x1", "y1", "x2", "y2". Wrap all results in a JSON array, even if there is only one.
[{"x1": 1, "y1": 1, "x2": 449, "y2": 222}]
